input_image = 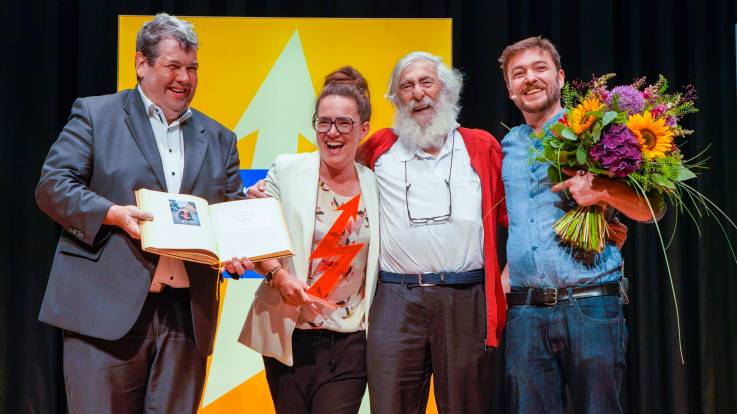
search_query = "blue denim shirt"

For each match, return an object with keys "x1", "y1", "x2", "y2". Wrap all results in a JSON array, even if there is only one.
[{"x1": 501, "y1": 111, "x2": 622, "y2": 288}]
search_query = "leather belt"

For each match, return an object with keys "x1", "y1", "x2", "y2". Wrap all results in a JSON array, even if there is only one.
[
  {"x1": 506, "y1": 281, "x2": 623, "y2": 306},
  {"x1": 378, "y1": 269, "x2": 485, "y2": 287}
]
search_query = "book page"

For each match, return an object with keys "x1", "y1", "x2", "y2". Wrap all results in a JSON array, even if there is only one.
[
  {"x1": 209, "y1": 198, "x2": 294, "y2": 262},
  {"x1": 136, "y1": 189, "x2": 218, "y2": 256}
]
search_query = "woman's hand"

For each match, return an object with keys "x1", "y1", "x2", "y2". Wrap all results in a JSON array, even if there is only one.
[
  {"x1": 272, "y1": 270, "x2": 312, "y2": 307},
  {"x1": 246, "y1": 179, "x2": 269, "y2": 199},
  {"x1": 223, "y1": 257, "x2": 255, "y2": 276}
]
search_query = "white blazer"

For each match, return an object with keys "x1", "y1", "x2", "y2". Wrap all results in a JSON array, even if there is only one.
[{"x1": 239, "y1": 152, "x2": 380, "y2": 366}]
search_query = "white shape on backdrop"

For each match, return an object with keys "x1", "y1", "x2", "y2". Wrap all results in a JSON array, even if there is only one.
[
  {"x1": 201, "y1": 29, "x2": 316, "y2": 407},
  {"x1": 201, "y1": 279, "x2": 262, "y2": 407},
  {"x1": 233, "y1": 29, "x2": 317, "y2": 169}
]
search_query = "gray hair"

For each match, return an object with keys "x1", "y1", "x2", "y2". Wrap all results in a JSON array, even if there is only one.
[
  {"x1": 386, "y1": 51, "x2": 464, "y2": 108},
  {"x1": 136, "y1": 13, "x2": 198, "y2": 63}
]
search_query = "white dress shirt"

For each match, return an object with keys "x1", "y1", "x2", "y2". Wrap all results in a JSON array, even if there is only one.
[
  {"x1": 375, "y1": 128, "x2": 484, "y2": 274},
  {"x1": 137, "y1": 86, "x2": 192, "y2": 290}
]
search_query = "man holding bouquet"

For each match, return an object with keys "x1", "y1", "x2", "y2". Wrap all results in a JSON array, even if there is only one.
[{"x1": 498, "y1": 36, "x2": 663, "y2": 413}]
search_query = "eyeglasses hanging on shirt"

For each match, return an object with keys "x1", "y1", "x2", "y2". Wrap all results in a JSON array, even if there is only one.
[{"x1": 403, "y1": 133, "x2": 455, "y2": 226}]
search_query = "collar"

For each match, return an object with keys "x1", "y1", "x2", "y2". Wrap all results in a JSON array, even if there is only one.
[
  {"x1": 543, "y1": 109, "x2": 564, "y2": 130},
  {"x1": 137, "y1": 85, "x2": 192, "y2": 126},
  {"x1": 524, "y1": 109, "x2": 564, "y2": 132},
  {"x1": 394, "y1": 126, "x2": 461, "y2": 162}
]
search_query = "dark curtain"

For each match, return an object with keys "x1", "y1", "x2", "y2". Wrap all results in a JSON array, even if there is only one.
[{"x1": 3, "y1": 1, "x2": 736, "y2": 413}]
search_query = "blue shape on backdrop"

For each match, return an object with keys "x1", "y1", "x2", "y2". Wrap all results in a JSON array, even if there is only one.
[
  {"x1": 240, "y1": 169, "x2": 268, "y2": 188},
  {"x1": 222, "y1": 169, "x2": 269, "y2": 279}
]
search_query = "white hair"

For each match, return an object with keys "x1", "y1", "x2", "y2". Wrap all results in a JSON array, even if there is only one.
[
  {"x1": 393, "y1": 93, "x2": 459, "y2": 152},
  {"x1": 388, "y1": 52, "x2": 463, "y2": 151},
  {"x1": 386, "y1": 51, "x2": 464, "y2": 110}
]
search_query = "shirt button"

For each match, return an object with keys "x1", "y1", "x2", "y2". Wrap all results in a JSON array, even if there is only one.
[
  {"x1": 529, "y1": 193, "x2": 534, "y2": 199},
  {"x1": 169, "y1": 149, "x2": 173, "y2": 153},
  {"x1": 532, "y1": 246, "x2": 538, "y2": 251},
  {"x1": 529, "y1": 218, "x2": 535, "y2": 223},
  {"x1": 171, "y1": 171, "x2": 175, "y2": 176}
]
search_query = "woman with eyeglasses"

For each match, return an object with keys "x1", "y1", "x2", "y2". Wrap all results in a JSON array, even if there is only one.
[{"x1": 238, "y1": 66, "x2": 379, "y2": 414}]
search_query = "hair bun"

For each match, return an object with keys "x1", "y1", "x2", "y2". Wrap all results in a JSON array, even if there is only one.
[
  {"x1": 314, "y1": 66, "x2": 372, "y2": 123},
  {"x1": 324, "y1": 66, "x2": 369, "y2": 99}
]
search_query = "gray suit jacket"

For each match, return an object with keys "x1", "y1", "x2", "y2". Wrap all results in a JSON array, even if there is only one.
[{"x1": 35, "y1": 88, "x2": 243, "y2": 356}]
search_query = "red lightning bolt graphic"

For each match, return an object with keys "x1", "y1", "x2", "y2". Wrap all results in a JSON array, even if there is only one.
[{"x1": 307, "y1": 194, "x2": 365, "y2": 299}]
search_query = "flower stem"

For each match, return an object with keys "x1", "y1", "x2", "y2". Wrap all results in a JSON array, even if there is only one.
[{"x1": 553, "y1": 206, "x2": 606, "y2": 253}]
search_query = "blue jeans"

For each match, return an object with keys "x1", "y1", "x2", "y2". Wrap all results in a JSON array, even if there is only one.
[{"x1": 505, "y1": 294, "x2": 627, "y2": 414}]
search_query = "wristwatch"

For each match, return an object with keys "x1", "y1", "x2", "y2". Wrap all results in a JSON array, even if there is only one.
[{"x1": 264, "y1": 264, "x2": 283, "y2": 286}]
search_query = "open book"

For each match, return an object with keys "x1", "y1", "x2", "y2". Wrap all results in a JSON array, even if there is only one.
[{"x1": 136, "y1": 189, "x2": 293, "y2": 266}]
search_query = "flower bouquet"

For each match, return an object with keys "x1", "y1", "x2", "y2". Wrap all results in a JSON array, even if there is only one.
[
  {"x1": 533, "y1": 74, "x2": 736, "y2": 363},
  {"x1": 536, "y1": 74, "x2": 707, "y2": 253}
]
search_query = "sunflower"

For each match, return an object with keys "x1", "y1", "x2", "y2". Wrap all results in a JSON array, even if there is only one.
[
  {"x1": 569, "y1": 97, "x2": 604, "y2": 134},
  {"x1": 626, "y1": 111, "x2": 673, "y2": 159}
]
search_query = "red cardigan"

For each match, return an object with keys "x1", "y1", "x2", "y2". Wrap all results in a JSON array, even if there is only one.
[{"x1": 358, "y1": 128, "x2": 508, "y2": 347}]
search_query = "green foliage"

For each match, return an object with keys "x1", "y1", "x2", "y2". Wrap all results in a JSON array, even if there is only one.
[
  {"x1": 671, "y1": 99, "x2": 699, "y2": 117},
  {"x1": 561, "y1": 128, "x2": 578, "y2": 141},
  {"x1": 609, "y1": 94, "x2": 621, "y2": 112},
  {"x1": 655, "y1": 74, "x2": 669, "y2": 96},
  {"x1": 627, "y1": 153, "x2": 696, "y2": 193},
  {"x1": 591, "y1": 122, "x2": 602, "y2": 142},
  {"x1": 602, "y1": 111, "x2": 617, "y2": 126},
  {"x1": 576, "y1": 145, "x2": 587, "y2": 164},
  {"x1": 675, "y1": 165, "x2": 697, "y2": 181},
  {"x1": 561, "y1": 82, "x2": 580, "y2": 109},
  {"x1": 548, "y1": 165, "x2": 563, "y2": 183}
]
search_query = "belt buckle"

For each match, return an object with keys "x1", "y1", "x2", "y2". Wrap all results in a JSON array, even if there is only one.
[
  {"x1": 542, "y1": 288, "x2": 558, "y2": 306},
  {"x1": 418, "y1": 273, "x2": 436, "y2": 287}
]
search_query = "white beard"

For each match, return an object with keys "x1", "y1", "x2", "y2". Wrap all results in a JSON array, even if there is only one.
[{"x1": 393, "y1": 94, "x2": 460, "y2": 153}]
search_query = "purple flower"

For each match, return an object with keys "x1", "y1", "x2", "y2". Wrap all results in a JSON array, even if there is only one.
[
  {"x1": 589, "y1": 124, "x2": 642, "y2": 177},
  {"x1": 607, "y1": 85, "x2": 645, "y2": 114}
]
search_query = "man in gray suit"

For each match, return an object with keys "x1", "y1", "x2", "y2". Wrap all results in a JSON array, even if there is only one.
[{"x1": 35, "y1": 13, "x2": 253, "y2": 413}]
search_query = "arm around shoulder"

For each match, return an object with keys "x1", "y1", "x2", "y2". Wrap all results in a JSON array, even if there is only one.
[
  {"x1": 262, "y1": 153, "x2": 311, "y2": 201},
  {"x1": 262, "y1": 156, "x2": 284, "y2": 201}
]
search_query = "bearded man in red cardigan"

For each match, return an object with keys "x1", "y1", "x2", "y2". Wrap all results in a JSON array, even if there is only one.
[{"x1": 358, "y1": 52, "x2": 507, "y2": 414}]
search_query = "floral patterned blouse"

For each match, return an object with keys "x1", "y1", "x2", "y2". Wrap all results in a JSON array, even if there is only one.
[{"x1": 297, "y1": 179, "x2": 370, "y2": 332}]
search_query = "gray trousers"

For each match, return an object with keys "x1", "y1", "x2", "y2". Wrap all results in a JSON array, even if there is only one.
[
  {"x1": 367, "y1": 282, "x2": 496, "y2": 414},
  {"x1": 62, "y1": 288, "x2": 206, "y2": 414}
]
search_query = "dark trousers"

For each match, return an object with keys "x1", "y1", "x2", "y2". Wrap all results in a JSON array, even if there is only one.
[
  {"x1": 263, "y1": 329, "x2": 367, "y2": 414},
  {"x1": 505, "y1": 295, "x2": 627, "y2": 413},
  {"x1": 63, "y1": 288, "x2": 205, "y2": 414},
  {"x1": 366, "y1": 282, "x2": 495, "y2": 414}
]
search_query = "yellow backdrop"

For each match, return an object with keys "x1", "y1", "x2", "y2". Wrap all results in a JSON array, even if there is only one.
[{"x1": 118, "y1": 16, "x2": 452, "y2": 413}]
